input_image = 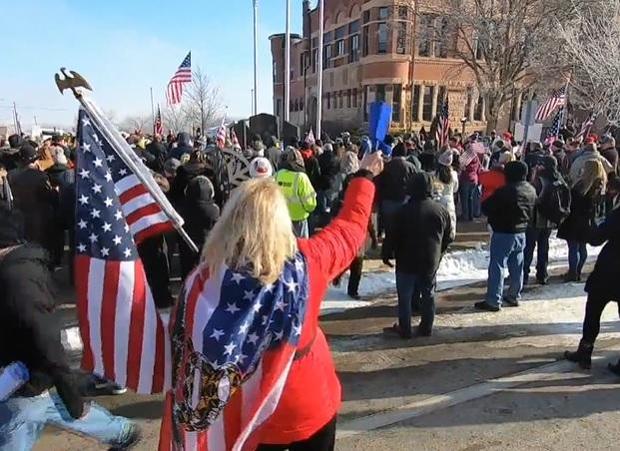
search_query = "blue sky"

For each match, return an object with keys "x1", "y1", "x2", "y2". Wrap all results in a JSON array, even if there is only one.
[{"x1": 1, "y1": 0, "x2": 311, "y2": 129}]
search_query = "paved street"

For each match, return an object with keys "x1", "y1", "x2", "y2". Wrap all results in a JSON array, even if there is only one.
[{"x1": 35, "y1": 255, "x2": 620, "y2": 450}]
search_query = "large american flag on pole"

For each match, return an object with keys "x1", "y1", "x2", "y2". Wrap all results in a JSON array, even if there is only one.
[
  {"x1": 166, "y1": 52, "x2": 192, "y2": 106},
  {"x1": 536, "y1": 86, "x2": 567, "y2": 122},
  {"x1": 74, "y1": 108, "x2": 173, "y2": 393},
  {"x1": 155, "y1": 105, "x2": 164, "y2": 136},
  {"x1": 159, "y1": 255, "x2": 309, "y2": 450},
  {"x1": 216, "y1": 120, "x2": 227, "y2": 150},
  {"x1": 435, "y1": 96, "x2": 450, "y2": 149}
]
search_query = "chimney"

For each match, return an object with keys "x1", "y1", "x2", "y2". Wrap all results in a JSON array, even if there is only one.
[{"x1": 303, "y1": 0, "x2": 310, "y2": 39}]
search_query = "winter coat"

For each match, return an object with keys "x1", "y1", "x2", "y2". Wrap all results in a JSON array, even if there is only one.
[
  {"x1": 45, "y1": 163, "x2": 75, "y2": 191},
  {"x1": 7, "y1": 167, "x2": 56, "y2": 250},
  {"x1": 0, "y1": 149, "x2": 20, "y2": 171},
  {"x1": 181, "y1": 176, "x2": 220, "y2": 252},
  {"x1": 482, "y1": 180, "x2": 537, "y2": 234},
  {"x1": 382, "y1": 172, "x2": 453, "y2": 280},
  {"x1": 569, "y1": 150, "x2": 613, "y2": 184},
  {"x1": 376, "y1": 157, "x2": 417, "y2": 203},
  {"x1": 601, "y1": 147, "x2": 619, "y2": 174},
  {"x1": 316, "y1": 150, "x2": 341, "y2": 192},
  {"x1": 558, "y1": 187, "x2": 602, "y2": 243},
  {"x1": 0, "y1": 243, "x2": 83, "y2": 418},
  {"x1": 433, "y1": 170, "x2": 459, "y2": 240},
  {"x1": 275, "y1": 169, "x2": 317, "y2": 221},
  {"x1": 299, "y1": 149, "x2": 322, "y2": 189},
  {"x1": 169, "y1": 161, "x2": 222, "y2": 210},
  {"x1": 459, "y1": 155, "x2": 481, "y2": 185},
  {"x1": 530, "y1": 170, "x2": 566, "y2": 230},
  {"x1": 340, "y1": 150, "x2": 360, "y2": 175},
  {"x1": 266, "y1": 146, "x2": 282, "y2": 172},
  {"x1": 585, "y1": 205, "x2": 620, "y2": 299},
  {"x1": 479, "y1": 169, "x2": 506, "y2": 203},
  {"x1": 159, "y1": 175, "x2": 376, "y2": 448},
  {"x1": 169, "y1": 132, "x2": 193, "y2": 161}
]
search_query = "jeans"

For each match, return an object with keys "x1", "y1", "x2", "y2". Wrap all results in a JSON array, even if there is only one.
[
  {"x1": 473, "y1": 184, "x2": 482, "y2": 218},
  {"x1": 0, "y1": 391, "x2": 134, "y2": 450},
  {"x1": 396, "y1": 272, "x2": 435, "y2": 336},
  {"x1": 486, "y1": 232, "x2": 526, "y2": 308},
  {"x1": 523, "y1": 227, "x2": 552, "y2": 281},
  {"x1": 459, "y1": 181, "x2": 476, "y2": 221},
  {"x1": 292, "y1": 219, "x2": 309, "y2": 238},
  {"x1": 568, "y1": 240, "x2": 588, "y2": 276}
]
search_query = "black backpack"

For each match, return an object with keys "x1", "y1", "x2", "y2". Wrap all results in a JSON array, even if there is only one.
[{"x1": 539, "y1": 179, "x2": 571, "y2": 225}]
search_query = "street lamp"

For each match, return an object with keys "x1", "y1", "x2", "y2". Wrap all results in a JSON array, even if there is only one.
[{"x1": 460, "y1": 117, "x2": 468, "y2": 136}]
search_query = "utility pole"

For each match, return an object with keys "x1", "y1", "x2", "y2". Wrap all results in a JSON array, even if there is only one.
[
  {"x1": 316, "y1": 0, "x2": 324, "y2": 138},
  {"x1": 284, "y1": 0, "x2": 291, "y2": 124},
  {"x1": 253, "y1": 0, "x2": 259, "y2": 116}
]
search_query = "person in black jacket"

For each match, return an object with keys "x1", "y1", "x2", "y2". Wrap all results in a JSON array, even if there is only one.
[
  {"x1": 0, "y1": 203, "x2": 139, "y2": 449},
  {"x1": 382, "y1": 172, "x2": 453, "y2": 338},
  {"x1": 179, "y1": 175, "x2": 220, "y2": 279},
  {"x1": 476, "y1": 161, "x2": 537, "y2": 311},
  {"x1": 564, "y1": 203, "x2": 620, "y2": 372}
]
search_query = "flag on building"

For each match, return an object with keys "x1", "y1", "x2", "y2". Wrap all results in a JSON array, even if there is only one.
[
  {"x1": 231, "y1": 127, "x2": 240, "y2": 148},
  {"x1": 159, "y1": 254, "x2": 309, "y2": 450},
  {"x1": 216, "y1": 120, "x2": 227, "y2": 149},
  {"x1": 74, "y1": 108, "x2": 174, "y2": 394},
  {"x1": 154, "y1": 105, "x2": 163, "y2": 136},
  {"x1": 166, "y1": 52, "x2": 192, "y2": 106},
  {"x1": 546, "y1": 106, "x2": 564, "y2": 141},
  {"x1": 536, "y1": 86, "x2": 567, "y2": 122},
  {"x1": 435, "y1": 96, "x2": 450, "y2": 149}
]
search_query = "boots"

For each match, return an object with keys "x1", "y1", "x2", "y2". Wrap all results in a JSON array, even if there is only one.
[{"x1": 564, "y1": 339, "x2": 594, "y2": 369}]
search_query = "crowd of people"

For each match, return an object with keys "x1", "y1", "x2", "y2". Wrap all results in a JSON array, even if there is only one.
[{"x1": 1, "y1": 121, "x2": 620, "y2": 450}]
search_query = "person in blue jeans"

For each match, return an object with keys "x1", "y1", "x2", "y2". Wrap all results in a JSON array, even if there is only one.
[
  {"x1": 382, "y1": 173, "x2": 453, "y2": 338},
  {"x1": 0, "y1": 204, "x2": 140, "y2": 450},
  {"x1": 476, "y1": 161, "x2": 537, "y2": 311},
  {"x1": 458, "y1": 143, "x2": 481, "y2": 222}
]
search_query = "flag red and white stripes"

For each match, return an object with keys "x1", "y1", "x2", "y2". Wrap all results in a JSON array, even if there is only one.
[
  {"x1": 231, "y1": 128, "x2": 240, "y2": 148},
  {"x1": 166, "y1": 52, "x2": 192, "y2": 106},
  {"x1": 536, "y1": 87, "x2": 567, "y2": 122},
  {"x1": 216, "y1": 121, "x2": 227, "y2": 149},
  {"x1": 154, "y1": 106, "x2": 163, "y2": 136}
]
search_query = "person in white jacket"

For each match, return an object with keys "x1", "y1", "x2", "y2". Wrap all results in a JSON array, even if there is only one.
[{"x1": 433, "y1": 150, "x2": 459, "y2": 240}]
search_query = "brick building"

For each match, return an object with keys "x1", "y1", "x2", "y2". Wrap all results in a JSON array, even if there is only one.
[{"x1": 270, "y1": 0, "x2": 522, "y2": 136}]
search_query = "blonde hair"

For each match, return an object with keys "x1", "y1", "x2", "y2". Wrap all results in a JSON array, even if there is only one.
[
  {"x1": 202, "y1": 178, "x2": 297, "y2": 284},
  {"x1": 575, "y1": 159, "x2": 607, "y2": 196}
]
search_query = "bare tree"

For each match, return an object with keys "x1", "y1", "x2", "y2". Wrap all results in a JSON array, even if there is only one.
[
  {"x1": 557, "y1": 0, "x2": 620, "y2": 124},
  {"x1": 162, "y1": 105, "x2": 190, "y2": 135},
  {"x1": 118, "y1": 114, "x2": 152, "y2": 134},
  {"x1": 183, "y1": 66, "x2": 223, "y2": 134}
]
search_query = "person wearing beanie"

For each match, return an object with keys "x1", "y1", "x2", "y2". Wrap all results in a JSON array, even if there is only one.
[
  {"x1": 523, "y1": 155, "x2": 570, "y2": 285},
  {"x1": 0, "y1": 134, "x2": 22, "y2": 171},
  {"x1": 276, "y1": 148, "x2": 317, "y2": 237},
  {"x1": 476, "y1": 161, "x2": 537, "y2": 312},
  {"x1": 250, "y1": 157, "x2": 274, "y2": 178},
  {"x1": 599, "y1": 134, "x2": 618, "y2": 174},
  {"x1": 434, "y1": 150, "x2": 459, "y2": 240}
]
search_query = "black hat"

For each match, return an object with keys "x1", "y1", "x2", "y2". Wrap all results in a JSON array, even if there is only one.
[
  {"x1": 7, "y1": 134, "x2": 22, "y2": 150},
  {"x1": 19, "y1": 144, "x2": 38, "y2": 163}
]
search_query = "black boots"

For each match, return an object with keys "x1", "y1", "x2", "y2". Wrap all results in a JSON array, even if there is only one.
[{"x1": 564, "y1": 339, "x2": 594, "y2": 369}]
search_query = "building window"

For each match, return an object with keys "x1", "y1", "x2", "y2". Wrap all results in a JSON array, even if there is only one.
[
  {"x1": 393, "y1": 84, "x2": 402, "y2": 122},
  {"x1": 474, "y1": 95, "x2": 483, "y2": 121},
  {"x1": 339, "y1": 92, "x2": 344, "y2": 109},
  {"x1": 350, "y1": 34, "x2": 360, "y2": 62},
  {"x1": 412, "y1": 85, "x2": 421, "y2": 122},
  {"x1": 376, "y1": 84, "x2": 386, "y2": 102},
  {"x1": 399, "y1": 5, "x2": 408, "y2": 19},
  {"x1": 352, "y1": 88, "x2": 358, "y2": 108},
  {"x1": 362, "y1": 26, "x2": 369, "y2": 56},
  {"x1": 324, "y1": 44, "x2": 332, "y2": 68},
  {"x1": 349, "y1": 20, "x2": 360, "y2": 34},
  {"x1": 418, "y1": 15, "x2": 434, "y2": 57},
  {"x1": 437, "y1": 86, "x2": 447, "y2": 107},
  {"x1": 336, "y1": 39, "x2": 345, "y2": 56},
  {"x1": 378, "y1": 7, "x2": 389, "y2": 20},
  {"x1": 363, "y1": 10, "x2": 370, "y2": 23},
  {"x1": 276, "y1": 99, "x2": 282, "y2": 117},
  {"x1": 324, "y1": 31, "x2": 333, "y2": 44},
  {"x1": 312, "y1": 48, "x2": 318, "y2": 73},
  {"x1": 335, "y1": 25, "x2": 347, "y2": 40},
  {"x1": 364, "y1": 86, "x2": 370, "y2": 121},
  {"x1": 465, "y1": 87, "x2": 473, "y2": 121},
  {"x1": 437, "y1": 17, "x2": 451, "y2": 58},
  {"x1": 422, "y1": 86, "x2": 433, "y2": 121},
  {"x1": 273, "y1": 61, "x2": 278, "y2": 83},
  {"x1": 347, "y1": 89, "x2": 352, "y2": 108},
  {"x1": 397, "y1": 22, "x2": 407, "y2": 54},
  {"x1": 327, "y1": 93, "x2": 331, "y2": 109},
  {"x1": 300, "y1": 98, "x2": 304, "y2": 111},
  {"x1": 378, "y1": 23, "x2": 389, "y2": 54}
]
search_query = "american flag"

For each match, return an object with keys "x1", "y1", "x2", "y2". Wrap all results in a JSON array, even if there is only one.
[
  {"x1": 231, "y1": 127, "x2": 240, "y2": 148},
  {"x1": 536, "y1": 86, "x2": 567, "y2": 122},
  {"x1": 305, "y1": 128, "x2": 316, "y2": 146},
  {"x1": 74, "y1": 108, "x2": 173, "y2": 393},
  {"x1": 546, "y1": 106, "x2": 564, "y2": 140},
  {"x1": 576, "y1": 112, "x2": 596, "y2": 141},
  {"x1": 166, "y1": 52, "x2": 192, "y2": 106},
  {"x1": 159, "y1": 254, "x2": 308, "y2": 450},
  {"x1": 216, "y1": 120, "x2": 227, "y2": 149},
  {"x1": 154, "y1": 105, "x2": 163, "y2": 136},
  {"x1": 435, "y1": 96, "x2": 450, "y2": 149}
]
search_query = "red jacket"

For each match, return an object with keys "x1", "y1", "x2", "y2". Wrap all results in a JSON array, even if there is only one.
[
  {"x1": 258, "y1": 176, "x2": 375, "y2": 444},
  {"x1": 479, "y1": 169, "x2": 506, "y2": 203}
]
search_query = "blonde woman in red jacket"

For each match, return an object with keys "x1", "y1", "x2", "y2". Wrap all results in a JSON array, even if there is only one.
[{"x1": 159, "y1": 153, "x2": 383, "y2": 451}]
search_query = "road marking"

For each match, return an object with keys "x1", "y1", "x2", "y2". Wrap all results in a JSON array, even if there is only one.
[{"x1": 336, "y1": 355, "x2": 615, "y2": 439}]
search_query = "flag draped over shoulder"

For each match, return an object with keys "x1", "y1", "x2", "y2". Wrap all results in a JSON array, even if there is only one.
[
  {"x1": 159, "y1": 254, "x2": 309, "y2": 451},
  {"x1": 74, "y1": 107, "x2": 178, "y2": 393}
]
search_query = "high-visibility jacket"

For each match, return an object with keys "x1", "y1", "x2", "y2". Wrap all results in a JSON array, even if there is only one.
[{"x1": 275, "y1": 169, "x2": 317, "y2": 221}]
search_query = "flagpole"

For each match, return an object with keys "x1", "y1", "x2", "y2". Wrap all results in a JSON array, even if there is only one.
[
  {"x1": 284, "y1": 0, "x2": 291, "y2": 124},
  {"x1": 150, "y1": 87, "x2": 156, "y2": 135},
  {"x1": 316, "y1": 0, "x2": 324, "y2": 138},
  {"x1": 253, "y1": 0, "x2": 259, "y2": 116}
]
